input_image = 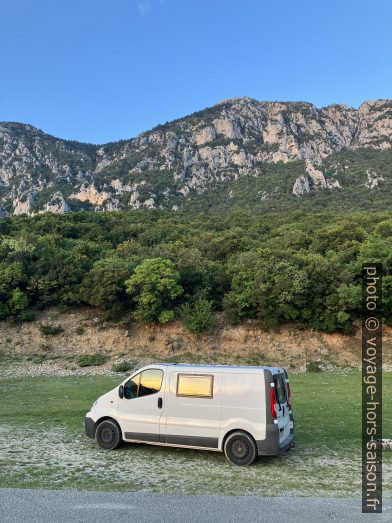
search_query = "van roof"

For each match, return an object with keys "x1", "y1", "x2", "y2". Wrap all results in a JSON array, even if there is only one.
[{"x1": 150, "y1": 363, "x2": 286, "y2": 375}]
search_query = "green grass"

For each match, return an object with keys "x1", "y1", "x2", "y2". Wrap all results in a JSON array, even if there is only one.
[
  {"x1": 0, "y1": 370, "x2": 390, "y2": 496},
  {"x1": 0, "y1": 375, "x2": 117, "y2": 432},
  {"x1": 293, "y1": 371, "x2": 391, "y2": 449}
]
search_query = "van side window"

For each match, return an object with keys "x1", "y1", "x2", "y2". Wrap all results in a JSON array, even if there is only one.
[
  {"x1": 124, "y1": 373, "x2": 140, "y2": 399},
  {"x1": 124, "y1": 369, "x2": 163, "y2": 399},
  {"x1": 176, "y1": 374, "x2": 213, "y2": 398},
  {"x1": 139, "y1": 369, "x2": 163, "y2": 397}
]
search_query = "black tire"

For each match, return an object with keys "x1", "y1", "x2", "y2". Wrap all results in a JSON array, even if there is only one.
[
  {"x1": 96, "y1": 420, "x2": 122, "y2": 450},
  {"x1": 224, "y1": 431, "x2": 257, "y2": 466}
]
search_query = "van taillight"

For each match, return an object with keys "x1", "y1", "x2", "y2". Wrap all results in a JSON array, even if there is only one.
[
  {"x1": 270, "y1": 387, "x2": 277, "y2": 418},
  {"x1": 286, "y1": 383, "x2": 292, "y2": 408}
]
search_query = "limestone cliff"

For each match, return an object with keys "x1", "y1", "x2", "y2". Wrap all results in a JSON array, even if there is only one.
[{"x1": 1, "y1": 98, "x2": 391, "y2": 215}]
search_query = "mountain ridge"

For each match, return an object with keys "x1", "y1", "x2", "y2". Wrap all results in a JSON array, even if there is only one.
[
  {"x1": 3, "y1": 96, "x2": 387, "y2": 145},
  {"x1": 1, "y1": 97, "x2": 392, "y2": 216}
]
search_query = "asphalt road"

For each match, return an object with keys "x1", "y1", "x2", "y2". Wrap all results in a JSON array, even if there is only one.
[{"x1": 0, "y1": 488, "x2": 391, "y2": 522}]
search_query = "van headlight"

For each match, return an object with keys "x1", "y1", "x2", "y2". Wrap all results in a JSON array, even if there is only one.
[{"x1": 92, "y1": 399, "x2": 98, "y2": 407}]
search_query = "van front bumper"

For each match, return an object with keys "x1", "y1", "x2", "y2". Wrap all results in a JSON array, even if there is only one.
[{"x1": 85, "y1": 417, "x2": 95, "y2": 438}]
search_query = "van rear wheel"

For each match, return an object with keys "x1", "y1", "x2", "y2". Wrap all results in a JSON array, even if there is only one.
[
  {"x1": 96, "y1": 420, "x2": 122, "y2": 450},
  {"x1": 224, "y1": 431, "x2": 257, "y2": 466}
]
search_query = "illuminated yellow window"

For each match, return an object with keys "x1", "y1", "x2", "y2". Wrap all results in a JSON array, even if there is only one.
[
  {"x1": 176, "y1": 374, "x2": 214, "y2": 398},
  {"x1": 139, "y1": 369, "x2": 163, "y2": 397}
]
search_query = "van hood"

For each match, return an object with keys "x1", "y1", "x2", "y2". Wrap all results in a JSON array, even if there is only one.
[{"x1": 92, "y1": 387, "x2": 118, "y2": 409}]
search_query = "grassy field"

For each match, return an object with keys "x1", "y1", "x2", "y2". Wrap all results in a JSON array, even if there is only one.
[{"x1": 0, "y1": 370, "x2": 390, "y2": 497}]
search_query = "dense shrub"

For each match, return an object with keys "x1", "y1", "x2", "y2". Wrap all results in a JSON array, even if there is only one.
[
  {"x1": 76, "y1": 353, "x2": 107, "y2": 367},
  {"x1": 306, "y1": 361, "x2": 322, "y2": 373},
  {"x1": 12, "y1": 310, "x2": 35, "y2": 323},
  {"x1": 111, "y1": 361, "x2": 134, "y2": 373},
  {"x1": 39, "y1": 323, "x2": 64, "y2": 335},
  {"x1": 180, "y1": 297, "x2": 214, "y2": 333}
]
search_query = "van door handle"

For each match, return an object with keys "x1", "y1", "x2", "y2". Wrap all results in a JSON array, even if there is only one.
[{"x1": 158, "y1": 397, "x2": 163, "y2": 409}]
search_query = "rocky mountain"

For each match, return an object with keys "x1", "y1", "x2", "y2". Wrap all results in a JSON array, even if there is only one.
[{"x1": 1, "y1": 97, "x2": 392, "y2": 216}]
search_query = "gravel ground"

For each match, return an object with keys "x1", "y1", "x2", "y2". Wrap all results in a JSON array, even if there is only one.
[
  {"x1": 0, "y1": 488, "x2": 391, "y2": 523},
  {"x1": 1, "y1": 424, "x2": 391, "y2": 497},
  {"x1": 0, "y1": 362, "x2": 121, "y2": 378},
  {"x1": 1, "y1": 362, "x2": 391, "y2": 379}
]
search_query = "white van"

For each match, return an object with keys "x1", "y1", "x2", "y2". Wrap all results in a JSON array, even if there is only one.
[{"x1": 85, "y1": 363, "x2": 294, "y2": 465}]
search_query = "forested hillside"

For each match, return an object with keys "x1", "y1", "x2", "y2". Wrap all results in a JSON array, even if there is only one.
[
  {"x1": 183, "y1": 148, "x2": 392, "y2": 214},
  {"x1": 1, "y1": 210, "x2": 391, "y2": 333}
]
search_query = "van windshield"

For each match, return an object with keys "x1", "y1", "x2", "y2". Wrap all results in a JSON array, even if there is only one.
[{"x1": 274, "y1": 377, "x2": 287, "y2": 404}]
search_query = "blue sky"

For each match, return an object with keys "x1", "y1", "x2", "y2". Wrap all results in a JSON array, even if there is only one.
[{"x1": 1, "y1": 0, "x2": 391, "y2": 144}]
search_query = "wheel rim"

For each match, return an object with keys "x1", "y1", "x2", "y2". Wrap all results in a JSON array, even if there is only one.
[
  {"x1": 101, "y1": 425, "x2": 116, "y2": 444},
  {"x1": 231, "y1": 438, "x2": 249, "y2": 459}
]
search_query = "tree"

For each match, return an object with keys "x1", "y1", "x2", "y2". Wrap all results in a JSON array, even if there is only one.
[
  {"x1": 30, "y1": 235, "x2": 98, "y2": 306},
  {"x1": 150, "y1": 242, "x2": 229, "y2": 305},
  {"x1": 224, "y1": 250, "x2": 308, "y2": 328},
  {"x1": 82, "y1": 255, "x2": 140, "y2": 317},
  {"x1": 312, "y1": 222, "x2": 367, "y2": 254},
  {"x1": 0, "y1": 261, "x2": 28, "y2": 319},
  {"x1": 375, "y1": 219, "x2": 392, "y2": 238},
  {"x1": 295, "y1": 252, "x2": 361, "y2": 332},
  {"x1": 9, "y1": 287, "x2": 29, "y2": 313},
  {"x1": 125, "y1": 258, "x2": 183, "y2": 323},
  {"x1": 382, "y1": 276, "x2": 392, "y2": 326}
]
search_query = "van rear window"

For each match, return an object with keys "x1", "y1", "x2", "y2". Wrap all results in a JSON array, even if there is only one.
[{"x1": 274, "y1": 377, "x2": 287, "y2": 404}]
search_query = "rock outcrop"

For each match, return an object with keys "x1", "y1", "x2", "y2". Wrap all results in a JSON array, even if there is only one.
[
  {"x1": 292, "y1": 160, "x2": 342, "y2": 196},
  {"x1": 365, "y1": 169, "x2": 384, "y2": 189}
]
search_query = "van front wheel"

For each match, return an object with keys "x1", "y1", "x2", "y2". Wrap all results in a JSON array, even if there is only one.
[
  {"x1": 224, "y1": 432, "x2": 257, "y2": 466},
  {"x1": 96, "y1": 420, "x2": 122, "y2": 450}
]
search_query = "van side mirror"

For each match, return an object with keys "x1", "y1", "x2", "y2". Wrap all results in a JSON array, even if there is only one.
[{"x1": 119, "y1": 385, "x2": 124, "y2": 399}]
